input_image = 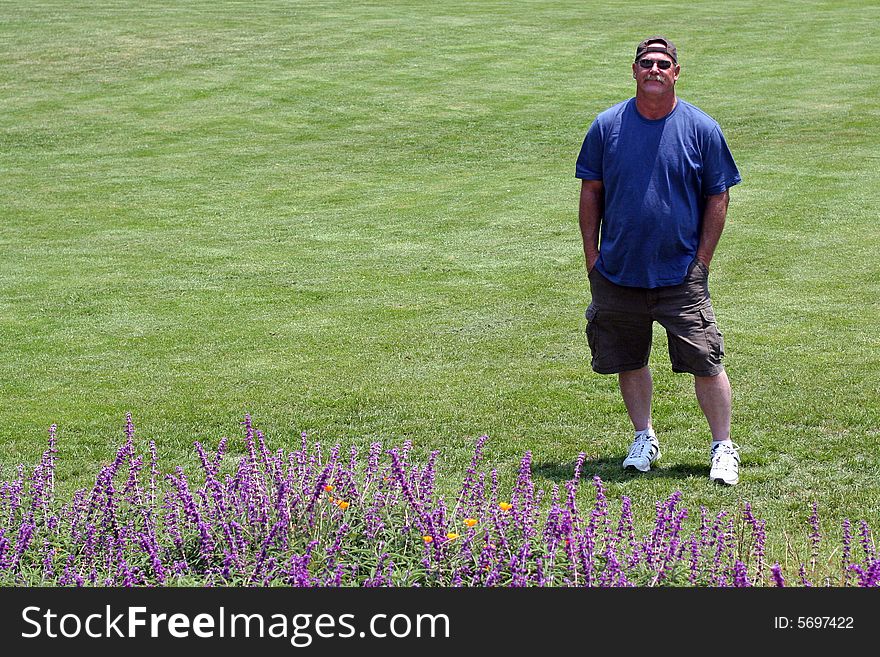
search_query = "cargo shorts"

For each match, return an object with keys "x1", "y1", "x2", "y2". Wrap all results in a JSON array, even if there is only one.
[{"x1": 585, "y1": 260, "x2": 725, "y2": 376}]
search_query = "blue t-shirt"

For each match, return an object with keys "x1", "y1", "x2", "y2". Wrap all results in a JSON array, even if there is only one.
[{"x1": 576, "y1": 98, "x2": 742, "y2": 288}]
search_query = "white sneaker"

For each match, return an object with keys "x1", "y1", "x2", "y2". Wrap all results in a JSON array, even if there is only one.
[
  {"x1": 710, "y1": 442, "x2": 740, "y2": 485},
  {"x1": 622, "y1": 432, "x2": 661, "y2": 472}
]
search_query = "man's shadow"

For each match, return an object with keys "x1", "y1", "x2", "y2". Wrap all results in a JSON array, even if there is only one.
[{"x1": 533, "y1": 457, "x2": 706, "y2": 484}]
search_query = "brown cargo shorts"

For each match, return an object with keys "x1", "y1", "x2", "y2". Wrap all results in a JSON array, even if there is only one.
[{"x1": 585, "y1": 260, "x2": 725, "y2": 376}]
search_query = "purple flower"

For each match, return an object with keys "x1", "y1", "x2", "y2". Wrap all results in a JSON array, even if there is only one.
[
  {"x1": 842, "y1": 519, "x2": 853, "y2": 586},
  {"x1": 733, "y1": 560, "x2": 750, "y2": 587},
  {"x1": 808, "y1": 502, "x2": 821, "y2": 575},
  {"x1": 799, "y1": 564, "x2": 812, "y2": 587},
  {"x1": 771, "y1": 562, "x2": 785, "y2": 587},
  {"x1": 858, "y1": 520, "x2": 875, "y2": 562}
]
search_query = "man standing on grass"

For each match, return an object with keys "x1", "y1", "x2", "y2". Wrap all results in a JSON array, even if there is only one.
[{"x1": 576, "y1": 37, "x2": 742, "y2": 484}]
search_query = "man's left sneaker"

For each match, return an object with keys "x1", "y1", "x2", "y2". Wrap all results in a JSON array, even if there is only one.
[{"x1": 709, "y1": 442, "x2": 740, "y2": 486}]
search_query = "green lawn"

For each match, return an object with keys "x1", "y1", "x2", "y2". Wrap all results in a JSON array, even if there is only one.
[{"x1": 1, "y1": 0, "x2": 878, "y2": 569}]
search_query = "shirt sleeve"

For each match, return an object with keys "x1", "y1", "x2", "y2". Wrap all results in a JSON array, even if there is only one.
[
  {"x1": 702, "y1": 125, "x2": 742, "y2": 195},
  {"x1": 575, "y1": 119, "x2": 604, "y2": 180}
]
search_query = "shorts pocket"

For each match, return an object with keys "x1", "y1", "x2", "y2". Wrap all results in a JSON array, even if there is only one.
[
  {"x1": 699, "y1": 306, "x2": 725, "y2": 360},
  {"x1": 585, "y1": 304, "x2": 599, "y2": 357}
]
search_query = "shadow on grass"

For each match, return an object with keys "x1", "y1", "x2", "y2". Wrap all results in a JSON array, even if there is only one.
[{"x1": 533, "y1": 458, "x2": 706, "y2": 484}]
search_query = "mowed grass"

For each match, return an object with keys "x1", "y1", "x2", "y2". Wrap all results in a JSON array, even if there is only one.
[{"x1": 1, "y1": 0, "x2": 878, "y2": 568}]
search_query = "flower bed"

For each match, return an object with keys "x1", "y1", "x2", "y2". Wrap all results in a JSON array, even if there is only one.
[{"x1": 1, "y1": 414, "x2": 876, "y2": 587}]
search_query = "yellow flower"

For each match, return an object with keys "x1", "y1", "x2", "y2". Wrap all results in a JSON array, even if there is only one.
[
  {"x1": 422, "y1": 535, "x2": 433, "y2": 543},
  {"x1": 336, "y1": 500, "x2": 350, "y2": 510},
  {"x1": 499, "y1": 502, "x2": 512, "y2": 512},
  {"x1": 446, "y1": 533, "x2": 460, "y2": 541},
  {"x1": 464, "y1": 518, "x2": 478, "y2": 528}
]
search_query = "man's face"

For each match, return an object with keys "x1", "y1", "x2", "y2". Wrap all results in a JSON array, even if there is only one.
[{"x1": 632, "y1": 51, "x2": 680, "y2": 94}]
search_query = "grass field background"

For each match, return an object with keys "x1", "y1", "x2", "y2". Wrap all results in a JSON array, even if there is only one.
[{"x1": 1, "y1": 0, "x2": 878, "y2": 569}]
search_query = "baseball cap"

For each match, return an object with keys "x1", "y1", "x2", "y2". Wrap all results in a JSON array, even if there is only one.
[{"x1": 635, "y1": 36, "x2": 677, "y2": 63}]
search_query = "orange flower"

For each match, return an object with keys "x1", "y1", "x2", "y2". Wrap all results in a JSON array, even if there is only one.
[
  {"x1": 464, "y1": 518, "x2": 478, "y2": 528},
  {"x1": 446, "y1": 533, "x2": 460, "y2": 541},
  {"x1": 499, "y1": 502, "x2": 512, "y2": 512},
  {"x1": 422, "y1": 536, "x2": 433, "y2": 543},
  {"x1": 336, "y1": 500, "x2": 350, "y2": 510},
  {"x1": 324, "y1": 484, "x2": 334, "y2": 492}
]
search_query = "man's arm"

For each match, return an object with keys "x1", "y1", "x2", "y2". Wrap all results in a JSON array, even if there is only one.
[
  {"x1": 696, "y1": 190, "x2": 730, "y2": 269},
  {"x1": 579, "y1": 179, "x2": 603, "y2": 273}
]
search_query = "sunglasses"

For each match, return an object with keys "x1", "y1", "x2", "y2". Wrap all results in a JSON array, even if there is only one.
[{"x1": 637, "y1": 58, "x2": 674, "y2": 70}]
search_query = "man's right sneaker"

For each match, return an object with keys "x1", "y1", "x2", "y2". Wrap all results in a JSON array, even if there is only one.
[
  {"x1": 622, "y1": 432, "x2": 661, "y2": 472},
  {"x1": 709, "y1": 442, "x2": 740, "y2": 486}
]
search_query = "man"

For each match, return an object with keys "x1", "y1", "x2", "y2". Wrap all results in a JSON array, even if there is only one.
[{"x1": 576, "y1": 36, "x2": 742, "y2": 484}]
